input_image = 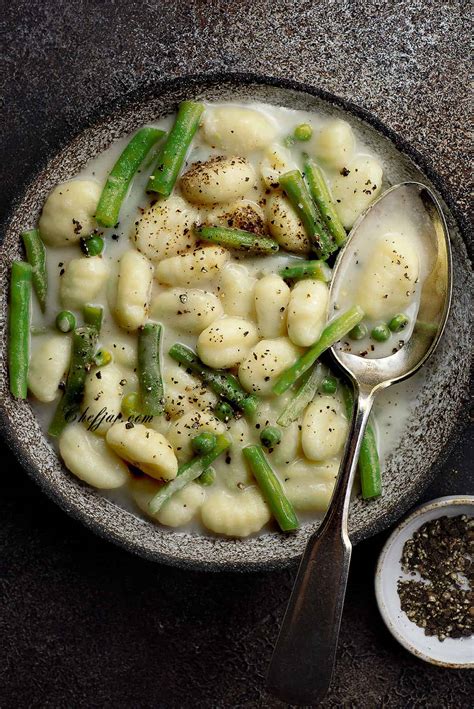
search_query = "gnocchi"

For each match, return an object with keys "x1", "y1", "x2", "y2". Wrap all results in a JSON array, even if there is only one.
[
  {"x1": 133, "y1": 196, "x2": 197, "y2": 262},
  {"x1": 302, "y1": 396, "x2": 348, "y2": 461},
  {"x1": 81, "y1": 364, "x2": 124, "y2": 435},
  {"x1": 131, "y1": 476, "x2": 205, "y2": 527},
  {"x1": 331, "y1": 155, "x2": 383, "y2": 228},
  {"x1": 197, "y1": 316, "x2": 259, "y2": 369},
  {"x1": 180, "y1": 156, "x2": 257, "y2": 205},
  {"x1": 106, "y1": 422, "x2": 178, "y2": 481},
  {"x1": 115, "y1": 250, "x2": 154, "y2": 330},
  {"x1": 313, "y1": 119, "x2": 355, "y2": 170},
  {"x1": 151, "y1": 287, "x2": 223, "y2": 334},
  {"x1": 217, "y1": 263, "x2": 257, "y2": 319},
  {"x1": 167, "y1": 409, "x2": 226, "y2": 462},
  {"x1": 28, "y1": 334, "x2": 71, "y2": 403},
  {"x1": 39, "y1": 180, "x2": 101, "y2": 247},
  {"x1": 60, "y1": 256, "x2": 109, "y2": 309},
  {"x1": 259, "y1": 144, "x2": 295, "y2": 188},
  {"x1": 254, "y1": 274, "x2": 290, "y2": 338},
  {"x1": 201, "y1": 488, "x2": 270, "y2": 537},
  {"x1": 266, "y1": 192, "x2": 311, "y2": 254},
  {"x1": 163, "y1": 364, "x2": 217, "y2": 418},
  {"x1": 239, "y1": 337, "x2": 302, "y2": 396},
  {"x1": 59, "y1": 424, "x2": 129, "y2": 489},
  {"x1": 155, "y1": 245, "x2": 229, "y2": 287},
  {"x1": 287, "y1": 279, "x2": 329, "y2": 347},
  {"x1": 202, "y1": 106, "x2": 277, "y2": 153}
]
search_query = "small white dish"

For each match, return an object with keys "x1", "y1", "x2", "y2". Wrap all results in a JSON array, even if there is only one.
[{"x1": 375, "y1": 495, "x2": 474, "y2": 668}]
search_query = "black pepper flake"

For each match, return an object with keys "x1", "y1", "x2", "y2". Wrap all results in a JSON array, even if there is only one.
[{"x1": 397, "y1": 514, "x2": 473, "y2": 641}]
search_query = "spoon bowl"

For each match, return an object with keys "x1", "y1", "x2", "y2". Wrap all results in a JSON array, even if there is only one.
[{"x1": 267, "y1": 181, "x2": 452, "y2": 706}]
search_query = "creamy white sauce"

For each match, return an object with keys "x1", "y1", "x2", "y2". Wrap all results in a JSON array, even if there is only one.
[{"x1": 29, "y1": 101, "x2": 427, "y2": 536}]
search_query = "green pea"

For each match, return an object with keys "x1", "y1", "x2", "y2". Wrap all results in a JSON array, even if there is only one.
[
  {"x1": 121, "y1": 391, "x2": 141, "y2": 418},
  {"x1": 80, "y1": 234, "x2": 104, "y2": 257},
  {"x1": 192, "y1": 431, "x2": 217, "y2": 456},
  {"x1": 388, "y1": 313, "x2": 409, "y2": 333},
  {"x1": 214, "y1": 401, "x2": 233, "y2": 423},
  {"x1": 294, "y1": 123, "x2": 313, "y2": 141},
  {"x1": 349, "y1": 322, "x2": 368, "y2": 341},
  {"x1": 260, "y1": 426, "x2": 282, "y2": 449},
  {"x1": 93, "y1": 348, "x2": 112, "y2": 367},
  {"x1": 198, "y1": 467, "x2": 216, "y2": 487},
  {"x1": 320, "y1": 376, "x2": 337, "y2": 395},
  {"x1": 371, "y1": 323, "x2": 391, "y2": 342},
  {"x1": 55, "y1": 310, "x2": 76, "y2": 333}
]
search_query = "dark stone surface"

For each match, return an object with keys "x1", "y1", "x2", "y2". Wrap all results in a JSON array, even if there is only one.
[{"x1": 0, "y1": 0, "x2": 472, "y2": 706}]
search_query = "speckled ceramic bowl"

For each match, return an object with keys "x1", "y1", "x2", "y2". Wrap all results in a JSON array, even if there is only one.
[{"x1": 0, "y1": 74, "x2": 471, "y2": 571}]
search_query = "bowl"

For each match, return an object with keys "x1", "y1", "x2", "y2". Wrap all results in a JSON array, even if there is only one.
[
  {"x1": 0, "y1": 73, "x2": 472, "y2": 571},
  {"x1": 375, "y1": 495, "x2": 474, "y2": 668}
]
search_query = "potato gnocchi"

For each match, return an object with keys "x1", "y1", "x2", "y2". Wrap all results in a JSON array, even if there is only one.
[{"x1": 20, "y1": 99, "x2": 427, "y2": 540}]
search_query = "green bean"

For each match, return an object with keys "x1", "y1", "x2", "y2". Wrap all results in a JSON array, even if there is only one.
[
  {"x1": 198, "y1": 467, "x2": 216, "y2": 487},
  {"x1": 169, "y1": 343, "x2": 258, "y2": 417},
  {"x1": 93, "y1": 348, "x2": 112, "y2": 367},
  {"x1": 342, "y1": 384, "x2": 381, "y2": 500},
  {"x1": 195, "y1": 225, "x2": 279, "y2": 254},
  {"x1": 56, "y1": 310, "x2": 76, "y2": 333},
  {"x1": 48, "y1": 326, "x2": 98, "y2": 437},
  {"x1": 192, "y1": 432, "x2": 218, "y2": 456},
  {"x1": 273, "y1": 305, "x2": 364, "y2": 395},
  {"x1": 279, "y1": 170, "x2": 336, "y2": 260},
  {"x1": 349, "y1": 322, "x2": 368, "y2": 341},
  {"x1": 371, "y1": 323, "x2": 391, "y2": 342},
  {"x1": 80, "y1": 234, "x2": 104, "y2": 257},
  {"x1": 147, "y1": 101, "x2": 204, "y2": 196},
  {"x1": 149, "y1": 434, "x2": 230, "y2": 514},
  {"x1": 388, "y1": 313, "x2": 409, "y2": 333},
  {"x1": 294, "y1": 123, "x2": 313, "y2": 141},
  {"x1": 214, "y1": 401, "x2": 234, "y2": 423},
  {"x1": 260, "y1": 426, "x2": 282, "y2": 449},
  {"x1": 243, "y1": 445, "x2": 299, "y2": 532},
  {"x1": 83, "y1": 304, "x2": 103, "y2": 333},
  {"x1": 304, "y1": 158, "x2": 347, "y2": 247},
  {"x1": 9, "y1": 261, "x2": 32, "y2": 399},
  {"x1": 277, "y1": 363, "x2": 325, "y2": 427},
  {"x1": 22, "y1": 229, "x2": 47, "y2": 312},
  {"x1": 96, "y1": 127, "x2": 165, "y2": 227},
  {"x1": 137, "y1": 323, "x2": 164, "y2": 416},
  {"x1": 279, "y1": 260, "x2": 332, "y2": 283}
]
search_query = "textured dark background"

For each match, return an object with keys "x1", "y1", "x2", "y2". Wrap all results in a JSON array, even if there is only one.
[{"x1": 0, "y1": 1, "x2": 473, "y2": 706}]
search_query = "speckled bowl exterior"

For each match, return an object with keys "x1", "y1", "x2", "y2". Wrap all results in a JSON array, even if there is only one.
[{"x1": 0, "y1": 74, "x2": 471, "y2": 571}]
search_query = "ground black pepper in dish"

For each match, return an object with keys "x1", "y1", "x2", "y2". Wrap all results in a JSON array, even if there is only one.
[{"x1": 397, "y1": 515, "x2": 473, "y2": 641}]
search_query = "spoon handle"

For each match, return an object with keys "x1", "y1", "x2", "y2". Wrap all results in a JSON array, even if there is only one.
[{"x1": 267, "y1": 388, "x2": 374, "y2": 706}]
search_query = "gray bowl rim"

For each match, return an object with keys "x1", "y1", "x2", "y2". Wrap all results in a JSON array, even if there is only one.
[{"x1": 0, "y1": 71, "x2": 472, "y2": 572}]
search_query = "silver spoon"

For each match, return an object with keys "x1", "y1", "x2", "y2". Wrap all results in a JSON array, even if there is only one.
[{"x1": 267, "y1": 181, "x2": 452, "y2": 706}]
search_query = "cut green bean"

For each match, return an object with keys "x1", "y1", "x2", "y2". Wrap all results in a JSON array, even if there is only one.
[
  {"x1": 137, "y1": 323, "x2": 164, "y2": 416},
  {"x1": 96, "y1": 127, "x2": 165, "y2": 227},
  {"x1": 279, "y1": 170, "x2": 336, "y2": 260},
  {"x1": 148, "y1": 101, "x2": 204, "y2": 196},
  {"x1": 48, "y1": 326, "x2": 98, "y2": 436},
  {"x1": 149, "y1": 434, "x2": 230, "y2": 514},
  {"x1": 9, "y1": 261, "x2": 32, "y2": 399},
  {"x1": 349, "y1": 322, "x2": 368, "y2": 341},
  {"x1": 388, "y1": 313, "x2": 409, "y2": 333},
  {"x1": 195, "y1": 225, "x2": 279, "y2": 254},
  {"x1": 83, "y1": 304, "x2": 103, "y2": 333},
  {"x1": 279, "y1": 260, "x2": 332, "y2": 283},
  {"x1": 198, "y1": 467, "x2": 216, "y2": 487},
  {"x1": 260, "y1": 426, "x2": 282, "y2": 449},
  {"x1": 22, "y1": 229, "x2": 47, "y2": 312},
  {"x1": 273, "y1": 305, "x2": 365, "y2": 395},
  {"x1": 55, "y1": 310, "x2": 76, "y2": 333},
  {"x1": 243, "y1": 445, "x2": 299, "y2": 532},
  {"x1": 169, "y1": 343, "x2": 258, "y2": 417},
  {"x1": 192, "y1": 432, "x2": 218, "y2": 456},
  {"x1": 80, "y1": 234, "x2": 104, "y2": 257},
  {"x1": 214, "y1": 401, "x2": 234, "y2": 423},
  {"x1": 304, "y1": 158, "x2": 347, "y2": 247},
  {"x1": 342, "y1": 384, "x2": 381, "y2": 500},
  {"x1": 277, "y1": 363, "x2": 325, "y2": 427}
]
